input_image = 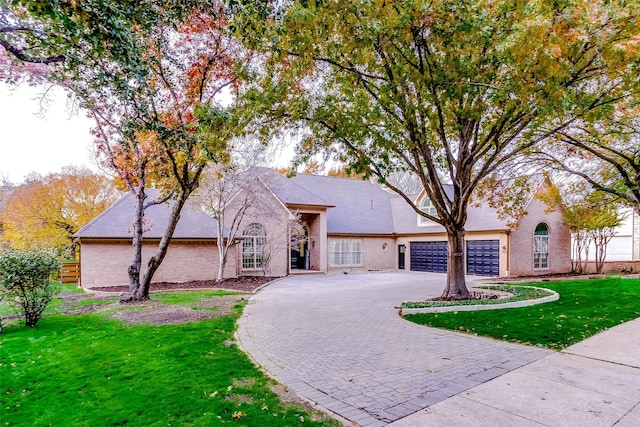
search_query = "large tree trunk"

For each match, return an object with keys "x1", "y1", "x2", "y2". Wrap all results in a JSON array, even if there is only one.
[
  {"x1": 137, "y1": 188, "x2": 193, "y2": 299},
  {"x1": 124, "y1": 187, "x2": 147, "y2": 302},
  {"x1": 441, "y1": 228, "x2": 471, "y2": 300}
]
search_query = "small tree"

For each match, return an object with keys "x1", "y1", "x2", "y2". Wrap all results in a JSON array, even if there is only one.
[
  {"x1": 195, "y1": 163, "x2": 258, "y2": 281},
  {"x1": 589, "y1": 208, "x2": 625, "y2": 274},
  {"x1": 565, "y1": 194, "x2": 624, "y2": 274},
  {"x1": 572, "y1": 228, "x2": 593, "y2": 274},
  {"x1": 540, "y1": 184, "x2": 624, "y2": 274},
  {"x1": 0, "y1": 248, "x2": 60, "y2": 328}
]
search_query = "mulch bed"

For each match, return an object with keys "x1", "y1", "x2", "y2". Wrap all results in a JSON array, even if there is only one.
[{"x1": 88, "y1": 276, "x2": 275, "y2": 293}]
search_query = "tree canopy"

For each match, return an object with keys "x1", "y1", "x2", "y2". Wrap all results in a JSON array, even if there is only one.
[
  {"x1": 239, "y1": 0, "x2": 640, "y2": 297},
  {"x1": 536, "y1": 104, "x2": 640, "y2": 215}
]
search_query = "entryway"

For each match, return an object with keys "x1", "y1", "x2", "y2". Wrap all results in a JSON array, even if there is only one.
[{"x1": 290, "y1": 223, "x2": 309, "y2": 270}]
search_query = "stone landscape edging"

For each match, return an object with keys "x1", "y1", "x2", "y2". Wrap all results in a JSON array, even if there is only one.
[{"x1": 400, "y1": 286, "x2": 559, "y2": 315}]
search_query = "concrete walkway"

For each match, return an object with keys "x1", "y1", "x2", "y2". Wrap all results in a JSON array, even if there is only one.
[
  {"x1": 237, "y1": 272, "x2": 553, "y2": 426},
  {"x1": 391, "y1": 317, "x2": 640, "y2": 426}
]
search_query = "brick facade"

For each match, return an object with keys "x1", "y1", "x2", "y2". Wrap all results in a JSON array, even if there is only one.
[
  {"x1": 77, "y1": 172, "x2": 573, "y2": 285},
  {"x1": 80, "y1": 239, "x2": 231, "y2": 287},
  {"x1": 327, "y1": 236, "x2": 397, "y2": 273},
  {"x1": 508, "y1": 190, "x2": 572, "y2": 276}
]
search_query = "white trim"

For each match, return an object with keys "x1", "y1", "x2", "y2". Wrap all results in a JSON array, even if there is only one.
[
  {"x1": 329, "y1": 238, "x2": 363, "y2": 267},
  {"x1": 533, "y1": 222, "x2": 550, "y2": 270},
  {"x1": 417, "y1": 196, "x2": 438, "y2": 226}
]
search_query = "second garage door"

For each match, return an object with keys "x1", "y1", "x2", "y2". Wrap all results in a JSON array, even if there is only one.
[
  {"x1": 410, "y1": 241, "x2": 448, "y2": 273},
  {"x1": 466, "y1": 240, "x2": 500, "y2": 276}
]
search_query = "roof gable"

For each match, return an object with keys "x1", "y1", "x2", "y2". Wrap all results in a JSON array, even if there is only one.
[{"x1": 248, "y1": 167, "x2": 334, "y2": 208}]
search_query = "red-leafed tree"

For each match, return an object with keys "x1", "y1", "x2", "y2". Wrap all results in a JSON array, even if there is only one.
[
  {"x1": 88, "y1": 12, "x2": 252, "y2": 301},
  {"x1": 2, "y1": 2, "x2": 255, "y2": 301}
]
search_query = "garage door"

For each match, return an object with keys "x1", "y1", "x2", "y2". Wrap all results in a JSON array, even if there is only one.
[
  {"x1": 410, "y1": 242, "x2": 448, "y2": 273},
  {"x1": 466, "y1": 240, "x2": 500, "y2": 276}
]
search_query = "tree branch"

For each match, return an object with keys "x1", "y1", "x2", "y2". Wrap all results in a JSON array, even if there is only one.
[{"x1": 0, "y1": 39, "x2": 65, "y2": 64}]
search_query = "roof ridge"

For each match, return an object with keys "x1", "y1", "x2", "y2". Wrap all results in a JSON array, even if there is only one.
[
  {"x1": 283, "y1": 176, "x2": 334, "y2": 206},
  {"x1": 296, "y1": 172, "x2": 368, "y2": 181},
  {"x1": 257, "y1": 169, "x2": 334, "y2": 207}
]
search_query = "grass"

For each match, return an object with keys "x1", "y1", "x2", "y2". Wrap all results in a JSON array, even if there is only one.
[
  {"x1": 402, "y1": 285, "x2": 553, "y2": 308},
  {"x1": 59, "y1": 284, "x2": 85, "y2": 294},
  {"x1": 0, "y1": 293, "x2": 336, "y2": 426},
  {"x1": 0, "y1": 283, "x2": 80, "y2": 317},
  {"x1": 152, "y1": 290, "x2": 240, "y2": 307},
  {"x1": 404, "y1": 277, "x2": 640, "y2": 350},
  {"x1": 68, "y1": 298, "x2": 119, "y2": 308}
]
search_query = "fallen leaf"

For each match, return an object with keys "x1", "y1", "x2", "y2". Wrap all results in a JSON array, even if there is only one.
[{"x1": 232, "y1": 411, "x2": 246, "y2": 420}]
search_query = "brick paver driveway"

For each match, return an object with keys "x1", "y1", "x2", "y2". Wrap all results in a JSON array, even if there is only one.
[{"x1": 237, "y1": 272, "x2": 552, "y2": 426}]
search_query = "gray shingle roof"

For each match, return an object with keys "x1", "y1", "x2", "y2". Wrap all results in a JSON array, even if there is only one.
[
  {"x1": 287, "y1": 174, "x2": 397, "y2": 234},
  {"x1": 391, "y1": 194, "x2": 509, "y2": 234},
  {"x1": 74, "y1": 189, "x2": 219, "y2": 239},
  {"x1": 256, "y1": 170, "x2": 511, "y2": 235},
  {"x1": 249, "y1": 167, "x2": 334, "y2": 207},
  {"x1": 77, "y1": 170, "x2": 517, "y2": 240}
]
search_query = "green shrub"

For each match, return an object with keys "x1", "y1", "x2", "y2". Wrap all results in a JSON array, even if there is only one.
[{"x1": 0, "y1": 249, "x2": 60, "y2": 328}]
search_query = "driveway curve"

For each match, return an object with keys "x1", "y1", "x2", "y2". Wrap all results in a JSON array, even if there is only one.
[{"x1": 237, "y1": 272, "x2": 552, "y2": 426}]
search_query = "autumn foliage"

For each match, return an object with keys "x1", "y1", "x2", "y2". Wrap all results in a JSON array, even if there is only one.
[{"x1": 0, "y1": 167, "x2": 117, "y2": 257}]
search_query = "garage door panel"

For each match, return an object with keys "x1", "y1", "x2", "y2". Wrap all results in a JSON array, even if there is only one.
[
  {"x1": 410, "y1": 242, "x2": 447, "y2": 273},
  {"x1": 467, "y1": 240, "x2": 499, "y2": 276}
]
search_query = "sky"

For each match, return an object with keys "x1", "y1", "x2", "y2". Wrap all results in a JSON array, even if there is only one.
[
  {"x1": 0, "y1": 82, "x2": 298, "y2": 186},
  {"x1": 0, "y1": 83, "x2": 99, "y2": 185}
]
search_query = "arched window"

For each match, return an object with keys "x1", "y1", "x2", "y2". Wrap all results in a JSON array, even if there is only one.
[
  {"x1": 419, "y1": 197, "x2": 437, "y2": 224},
  {"x1": 242, "y1": 223, "x2": 266, "y2": 270},
  {"x1": 534, "y1": 223, "x2": 549, "y2": 269}
]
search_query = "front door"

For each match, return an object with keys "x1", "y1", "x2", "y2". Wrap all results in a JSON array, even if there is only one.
[
  {"x1": 290, "y1": 224, "x2": 309, "y2": 270},
  {"x1": 398, "y1": 245, "x2": 406, "y2": 270}
]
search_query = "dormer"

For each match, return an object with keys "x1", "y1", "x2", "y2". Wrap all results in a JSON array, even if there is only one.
[{"x1": 417, "y1": 194, "x2": 438, "y2": 226}]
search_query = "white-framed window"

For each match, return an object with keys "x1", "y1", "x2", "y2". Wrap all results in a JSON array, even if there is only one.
[
  {"x1": 419, "y1": 197, "x2": 438, "y2": 225},
  {"x1": 242, "y1": 223, "x2": 266, "y2": 270},
  {"x1": 534, "y1": 223, "x2": 549, "y2": 269},
  {"x1": 329, "y1": 238, "x2": 362, "y2": 267}
]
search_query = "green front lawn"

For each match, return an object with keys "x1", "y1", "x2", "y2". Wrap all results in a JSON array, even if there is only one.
[
  {"x1": 404, "y1": 277, "x2": 640, "y2": 349},
  {"x1": 152, "y1": 290, "x2": 240, "y2": 306},
  {"x1": 0, "y1": 296, "x2": 335, "y2": 426}
]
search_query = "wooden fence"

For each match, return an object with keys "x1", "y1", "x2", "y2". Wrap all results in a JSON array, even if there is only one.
[{"x1": 60, "y1": 262, "x2": 80, "y2": 284}]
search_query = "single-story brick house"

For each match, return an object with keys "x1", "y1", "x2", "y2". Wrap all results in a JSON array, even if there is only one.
[{"x1": 74, "y1": 168, "x2": 571, "y2": 287}]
